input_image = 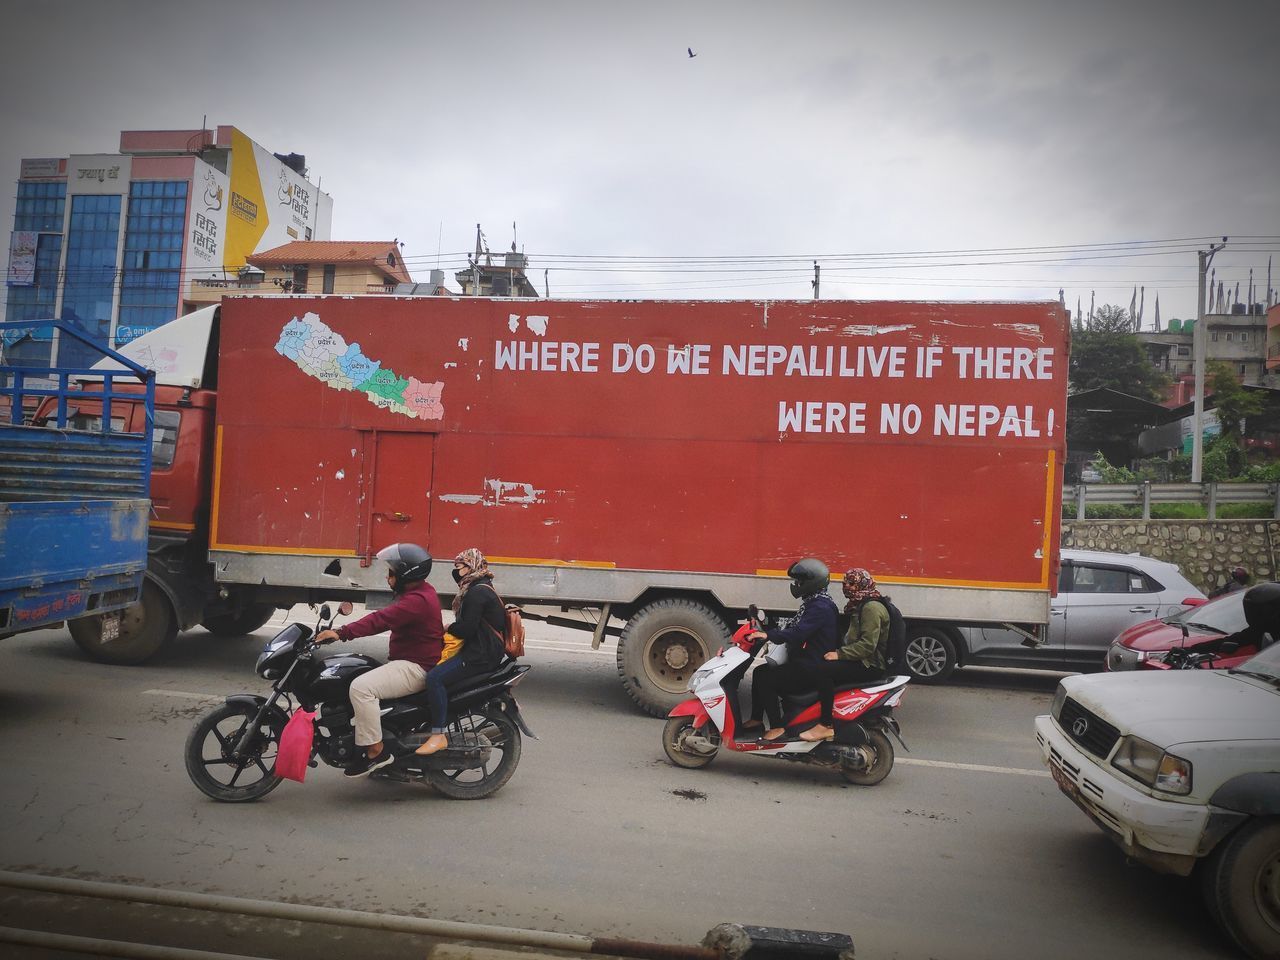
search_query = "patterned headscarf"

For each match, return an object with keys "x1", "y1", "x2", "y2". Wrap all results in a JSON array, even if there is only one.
[
  {"x1": 452, "y1": 547, "x2": 493, "y2": 614},
  {"x1": 842, "y1": 568, "x2": 882, "y2": 611}
]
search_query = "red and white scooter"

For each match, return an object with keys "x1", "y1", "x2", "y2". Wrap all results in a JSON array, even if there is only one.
[{"x1": 662, "y1": 605, "x2": 909, "y2": 785}]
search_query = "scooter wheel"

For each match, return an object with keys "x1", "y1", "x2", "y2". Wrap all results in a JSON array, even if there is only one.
[
  {"x1": 662, "y1": 715, "x2": 719, "y2": 769},
  {"x1": 840, "y1": 729, "x2": 894, "y2": 786}
]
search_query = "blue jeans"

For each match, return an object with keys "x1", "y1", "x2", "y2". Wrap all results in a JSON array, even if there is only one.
[{"x1": 424, "y1": 655, "x2": 491, "y2": 732}]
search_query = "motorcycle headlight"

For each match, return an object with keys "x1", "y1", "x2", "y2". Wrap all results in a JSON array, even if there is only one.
[{"x1": 1111, "y1": 735, "x2": 1192, "y2": 794}]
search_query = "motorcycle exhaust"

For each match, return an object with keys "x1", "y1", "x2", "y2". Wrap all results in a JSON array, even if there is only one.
[{"x1": 683, "y1": 735, "x2": 719, "y2": 756}]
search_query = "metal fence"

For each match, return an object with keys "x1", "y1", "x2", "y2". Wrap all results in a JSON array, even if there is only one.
[{"x1": 1063, "y1": 482, "x2": 1280, "y2": 520}]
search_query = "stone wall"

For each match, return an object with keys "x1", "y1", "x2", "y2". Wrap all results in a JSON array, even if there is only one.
[{"x1": 1060, "y1": 520, "x2": 1278, "y2": 594}]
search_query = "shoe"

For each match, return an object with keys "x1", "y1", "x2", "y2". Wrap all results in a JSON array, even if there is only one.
[
  {"x1": 343, "y1": 747, "x2": 395, "y2": 779},
  {"x1": 799, "y1": 725, "x2": 835, "y2": 742},
  {"x1": 414, "y1": 733, "x2": 449, "y2": 756},
  {"x1": 762, "y1": 728, "x2": 787, "y2": 741}
]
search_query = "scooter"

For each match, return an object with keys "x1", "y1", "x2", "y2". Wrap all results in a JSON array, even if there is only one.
[
  {"x1": 185, "y1": 602, "x2": 534, "y2": 802},
  {"x1": 662, "y1": 605, "x2": 909, "y2": 784}
]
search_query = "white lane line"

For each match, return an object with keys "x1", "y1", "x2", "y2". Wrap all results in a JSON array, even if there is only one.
[
  {"x1": 142, "y1": 689, "x2": 222, "y2": 702},
  {"x1": 897, "y1": 757, "x2": 1050, "y2": 778}
]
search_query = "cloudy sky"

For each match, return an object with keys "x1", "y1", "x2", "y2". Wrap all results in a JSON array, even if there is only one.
[{"x1": 2, "y1": 0, "x2": 1277, "y2": 322}]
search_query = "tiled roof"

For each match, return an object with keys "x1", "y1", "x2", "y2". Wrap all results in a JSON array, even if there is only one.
[{"x1": 247, "y1": 241, "x2": 411, "y2": 283}]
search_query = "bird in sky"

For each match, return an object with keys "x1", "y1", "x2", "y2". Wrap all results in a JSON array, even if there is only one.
[{"x1": 687, "y1": 47, "x2": 697, "y2": 58}]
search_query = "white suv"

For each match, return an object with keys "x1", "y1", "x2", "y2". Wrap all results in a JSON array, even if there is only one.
[{"x1": 1035, "y1": 643, "x2": 1280, "y2": 959}]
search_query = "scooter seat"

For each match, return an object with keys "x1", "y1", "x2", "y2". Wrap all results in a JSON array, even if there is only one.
[{"x1": 781, "y1": 680, "x2": 882, "y2": 711}]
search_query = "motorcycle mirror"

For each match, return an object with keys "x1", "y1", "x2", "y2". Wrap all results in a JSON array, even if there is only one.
[
  {"x1": 318, "y1": 604, "x2": 333, "y2": 622},
  {"x1": 337, "y1": 600, "x2": 354, "y2": 616}
]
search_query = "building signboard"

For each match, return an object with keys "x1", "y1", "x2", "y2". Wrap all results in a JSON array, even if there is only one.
[
  {"x1": 187, "y1": 157, "x2": 230, "y2": 281},
  {"x1": 20, "y1": 158, "x2": 64, "y2": 179},
  {"x1": 223, "y1": 128, "x2": 331, "y2": 271},
  {"x1": 66, "y1": 155, "x2": 132, "y2": 196},
  {"x1": 7, "y1": 231, "x2": 38, "y2": 286}
]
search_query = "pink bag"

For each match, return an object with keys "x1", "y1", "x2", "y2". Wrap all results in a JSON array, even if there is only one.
[{"x1": 275, "y1": 709, "x2": 316, "y2": 783}]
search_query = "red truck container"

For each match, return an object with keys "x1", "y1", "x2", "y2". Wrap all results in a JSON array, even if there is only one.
[{"x1": 77, "y1": 295, "x2": 1067, "y2": 715}]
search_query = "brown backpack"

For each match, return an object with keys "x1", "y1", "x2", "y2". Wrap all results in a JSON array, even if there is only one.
[{"x1": 483, "y1": 585, "x2": 526, "y2": 658}]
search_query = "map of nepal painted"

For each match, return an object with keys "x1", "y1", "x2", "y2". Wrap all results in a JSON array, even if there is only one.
[{"x1": 274, "y1": 312, "x2": 444, "y2": 420}]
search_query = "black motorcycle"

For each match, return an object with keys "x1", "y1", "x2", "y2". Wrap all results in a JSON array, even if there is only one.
[{"x1": 184, "y1": 603, "x2": 534, "y2": 802}]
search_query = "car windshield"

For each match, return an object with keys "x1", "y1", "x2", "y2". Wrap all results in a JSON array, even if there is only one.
[
  {"x1": 1229, "y1": 640, "x2": 1280, "y2": 685},
  {"x1": 1163, "y1": 591, "x2": 1246, "y2": 635}
]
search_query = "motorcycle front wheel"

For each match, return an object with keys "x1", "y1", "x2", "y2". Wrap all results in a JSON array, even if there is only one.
[
  {"x1": 662, "y1": 715, "x2": 719, "y2": 768},
  {"x1": 185, "y1": 701, "x2": 284, "y2": 802},
  {"x1": 425, "y1": 707, "x2": 522, "y2": 800}
]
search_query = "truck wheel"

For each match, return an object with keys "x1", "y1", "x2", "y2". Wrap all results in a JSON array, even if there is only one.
[
  {"x1": 905, "y1": 625, "x2": 958, "y2": 683},
  {"x1": 201, "y1": 604, "x2": 277, "y2": 637},
  {"x1": 617, "y1": 599, "x2": 729, "y2": 717},
  {"x1": 68, "y1": 580, "x2": 177, "y2": 665},
  {"x1": 1200, "y1": 818, "x2": 1280, "y2": 960}
]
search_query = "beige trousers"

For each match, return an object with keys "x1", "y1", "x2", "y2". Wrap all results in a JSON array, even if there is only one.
[{"x1": 349, "y1": 659, "x2": 427, "y2": 747}]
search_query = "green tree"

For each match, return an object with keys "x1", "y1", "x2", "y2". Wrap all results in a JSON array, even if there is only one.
[
  {"x1": 1206, "y1": 362, "x2": 1265, "y2": 477},
  {"x1": 1069, "y1": 304, "x2": 1168, "y2": 401}
]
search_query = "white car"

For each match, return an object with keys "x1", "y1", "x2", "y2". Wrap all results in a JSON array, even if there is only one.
[
  {"x1": 1035, "y1": 643, "x2": 1280, "y2": 959},
  {"x1": 913, "y1": 549, "x2": 1205, "y2": 682}
]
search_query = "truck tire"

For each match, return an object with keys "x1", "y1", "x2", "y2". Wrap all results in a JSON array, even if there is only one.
[
  {"x1": 201, "y1": 604, "x2": 277, "y2": 637},
  {"x1": 69, "y1": 580, "x2": 177, "y2": 665},
  {"x1": 1200, "y1": 818, "x2": 1280, "y2": 960},
  {"x1": 904, "y1": 624, "x2": 958, "y2": 683},
  {"x1": 617, "y1": 599, "x2": 730, "y2": 717}
]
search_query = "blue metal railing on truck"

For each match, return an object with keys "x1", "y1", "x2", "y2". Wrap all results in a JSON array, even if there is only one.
[{"x1": 0, "y1": 320, "x2": 155, "y2": 636}]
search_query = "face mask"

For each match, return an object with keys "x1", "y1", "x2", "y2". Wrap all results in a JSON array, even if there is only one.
[{"x1": 452, "y1": 568, "x2": 463, "y2": 584}]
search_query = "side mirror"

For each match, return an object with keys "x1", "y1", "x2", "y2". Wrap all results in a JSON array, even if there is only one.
[
  {"x1": 1182, "y1": 597, "x2": 1207, "y2": 607},
  {"x1": 337, "y1": 600, "x2": 354, "y2": 616},
  {"x1": 318, "y1": 604, "x2": 332, "y2": 622}
]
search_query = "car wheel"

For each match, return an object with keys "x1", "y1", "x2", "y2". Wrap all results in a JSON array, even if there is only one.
[
  {"x1": 1200, "y1": 818, "x2": 1280, "y2": 960},
  {"x1": 904, "y1": 625, "x2": 957, "y2": 683}
]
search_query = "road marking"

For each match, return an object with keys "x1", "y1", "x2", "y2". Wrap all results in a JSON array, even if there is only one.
[
  {"x1": 142, "y1": 689, "x2": 222, "y2": 702},
  {"x1": 897, "y1": 757, "x2": 1050, "y2": 778}
]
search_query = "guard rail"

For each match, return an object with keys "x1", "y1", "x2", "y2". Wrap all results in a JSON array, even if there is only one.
[{"x1": 1063, "y1": 482, "x2": 1280, "y2": 520}]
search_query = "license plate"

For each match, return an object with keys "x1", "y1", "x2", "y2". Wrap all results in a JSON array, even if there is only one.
[
  {"x1": 101, "y1": 613, "x2": 122, "y2": 643},
  {"x1": 1050, "y1": 762, "x2": 1080, "y2": 801}
]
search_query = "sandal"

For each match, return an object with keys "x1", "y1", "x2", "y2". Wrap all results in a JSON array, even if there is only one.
[
  {"x1": 762, "y1": 727, "x2": 787, "y2": 741},
  {"x1": 799, "y1": 725, "x2": 835, "y2": 742}
]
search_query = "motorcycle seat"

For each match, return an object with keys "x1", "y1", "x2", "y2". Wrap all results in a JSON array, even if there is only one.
[{"x1": 392, "y1": 659, "x2": 525, "y2": 709}]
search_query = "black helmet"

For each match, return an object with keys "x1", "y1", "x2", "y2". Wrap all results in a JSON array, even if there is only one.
[
  {"x1": 375, "y1": 543, "x2": 433, "y2": 592},
  {"x1": 1241, "y1": 582, "x2": 1280, "y2": 635},
  {"x1": 787, "y1": 558, "x2": 830, "y2": 599}
]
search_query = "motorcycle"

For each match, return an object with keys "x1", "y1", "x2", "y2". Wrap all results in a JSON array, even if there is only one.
[
  {"x1": 184, "y1": 602, "x2": 534, "y2": 801},
  {"x1": 661, "y1": 605, "x2": 909, "y2": 785}
]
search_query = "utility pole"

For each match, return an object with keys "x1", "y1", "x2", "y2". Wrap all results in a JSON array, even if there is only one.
[
  {"x1": 1191, "y1": 238, "x2": 1228, "y2": 482},
  {"x1": 812, "y1": 261, "x2": 820, "y2": 299}
]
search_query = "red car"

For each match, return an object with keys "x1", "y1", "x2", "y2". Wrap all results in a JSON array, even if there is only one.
[{"x1": 1105, "y1": 588, "x2": 1260, "y2": 671}]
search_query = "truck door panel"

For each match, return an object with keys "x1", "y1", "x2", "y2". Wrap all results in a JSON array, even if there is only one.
[{"x1": 360, "y1": 431, "x2": 434, "y2": 559}]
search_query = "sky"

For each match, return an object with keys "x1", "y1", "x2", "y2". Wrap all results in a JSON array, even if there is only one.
[{"x1": 2, "y1": 0, "x2": 1278, "y2": 323}]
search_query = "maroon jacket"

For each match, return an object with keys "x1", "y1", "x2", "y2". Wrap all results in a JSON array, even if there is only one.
[{"x1": 335, "y1": 581, "x2": 444, "y2": 672}]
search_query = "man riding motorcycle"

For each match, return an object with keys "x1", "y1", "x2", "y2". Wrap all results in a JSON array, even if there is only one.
[{"x1": 315, "y1": 543, "x2": 444, "y2": 778}]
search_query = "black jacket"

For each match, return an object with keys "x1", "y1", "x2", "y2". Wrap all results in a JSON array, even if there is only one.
[{"x1": 451, "y1": 580, "x2": 507, "y2": 668}]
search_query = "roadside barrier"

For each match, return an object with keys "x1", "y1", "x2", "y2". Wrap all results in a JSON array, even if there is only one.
[{"x1": 0, "y1": 870, "x2": 854, "y2": 960}]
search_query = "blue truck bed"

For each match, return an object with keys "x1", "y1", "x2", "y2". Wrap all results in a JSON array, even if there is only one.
[{"x1": 0, "y1": 321, "x2": 154, "y2": 637}]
